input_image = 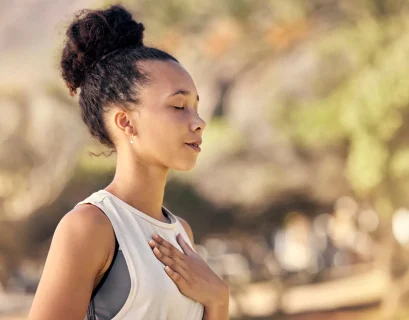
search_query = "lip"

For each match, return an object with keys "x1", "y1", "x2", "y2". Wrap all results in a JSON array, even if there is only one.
[
  {"x1": 185, "y1": 139, "x2": 202, "y2": 146},
  {"x1": 185, "y1": 143, "x2": 201, "y2": 152}
]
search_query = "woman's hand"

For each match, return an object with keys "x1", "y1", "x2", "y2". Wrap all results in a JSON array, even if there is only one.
[{"x1": 148, "y1": 233, "x2": 229, "y2": 307}]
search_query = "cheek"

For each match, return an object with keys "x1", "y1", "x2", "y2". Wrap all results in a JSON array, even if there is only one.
[{"x1": 140, "y1": 111, "x2": 181, "y2": 147}]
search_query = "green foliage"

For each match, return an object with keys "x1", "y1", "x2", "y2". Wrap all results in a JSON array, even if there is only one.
[
  {"x1": 288, "y1": 14, "x2": 409, "y2": 200},
  {"x1": 391, "y1": 148, "x2": 409, "y2": 178},
  {"x1": 346, "y1": 132, "x2": 388, "y2": 195}
]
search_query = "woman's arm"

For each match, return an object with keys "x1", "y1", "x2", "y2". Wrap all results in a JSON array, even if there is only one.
[{"x1": 28, "y1": 205, "x2": 115, "y2": 320}]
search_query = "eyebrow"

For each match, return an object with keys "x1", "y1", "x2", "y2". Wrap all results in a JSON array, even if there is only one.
[{"x1": 168, "y1": 89, "x2": 199, "y2": 102}]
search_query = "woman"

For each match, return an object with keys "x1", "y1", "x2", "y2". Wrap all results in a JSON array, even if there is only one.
[{"x1": 28, "y1": 4, "x2": 229, "y2": 320}]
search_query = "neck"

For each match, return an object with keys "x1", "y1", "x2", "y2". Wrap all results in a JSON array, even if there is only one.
[{"x1": 105, "y1": 149, "x2": 169, "y2": 223}]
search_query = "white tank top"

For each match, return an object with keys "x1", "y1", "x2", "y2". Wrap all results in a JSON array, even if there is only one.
[{"x1": 75, "y1": 189, "x2": 205, "y2": 320}]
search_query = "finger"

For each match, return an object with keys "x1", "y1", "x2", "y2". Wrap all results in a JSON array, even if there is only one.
[
  {"x1": 152, "y1": 246, "x2": 190, "y2": 280},
  {"x1": 148, "y1": 239, "x2": 180, "y2": 260},
  {"x1": 153, "y1": 244, "x2": 178, "y2": 267},
  {"x1": 176, "y1": 233, "x2": 194, "y2": 255},
  {"x1": 152, "y1": 234, "x2": 186, "y2": 259},
  {"x1": 165, "y1": 266, "x2": 187, "y2": 289},
  {"x1": 152, "y1": 246, "x2": 173, "y2": 266}
]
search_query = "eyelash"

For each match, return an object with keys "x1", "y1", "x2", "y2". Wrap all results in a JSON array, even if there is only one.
[{"x1": 174, "y1": 106, "x2": 199, "y2": 114}]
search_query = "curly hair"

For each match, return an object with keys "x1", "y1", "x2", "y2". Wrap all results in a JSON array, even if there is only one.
[{"x1": 60, "y1": 4, "x2": 178, "y2": 148}]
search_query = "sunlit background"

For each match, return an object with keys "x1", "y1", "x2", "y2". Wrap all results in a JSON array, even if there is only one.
[{"x1": 1, "y1": 0, "x2": 409, "y2": 319}]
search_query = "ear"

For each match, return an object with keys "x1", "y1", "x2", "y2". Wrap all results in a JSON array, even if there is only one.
[{"x1": 113, "y1": 109, "x2": 135, "y2": 136}]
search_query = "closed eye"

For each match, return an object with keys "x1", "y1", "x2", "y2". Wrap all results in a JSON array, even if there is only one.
[{"x1": 173, "y1": 105, "x2": 200, "y2": 115}]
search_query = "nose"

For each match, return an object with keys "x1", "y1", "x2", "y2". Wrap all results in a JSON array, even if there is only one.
[{"x1": 190, "y1": 112, "x2": 206, "y2": 132}]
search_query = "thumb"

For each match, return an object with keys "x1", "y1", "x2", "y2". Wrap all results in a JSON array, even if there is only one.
[{"x1": 177, "y1": 233, "x2": 194, "y2": 255}]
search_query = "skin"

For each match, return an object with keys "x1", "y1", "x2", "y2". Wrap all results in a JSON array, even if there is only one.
[{"x1": 28, "y1": 60, "x2": 229, "y2": 320}]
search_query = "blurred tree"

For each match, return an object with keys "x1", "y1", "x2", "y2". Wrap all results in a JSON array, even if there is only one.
[
  {"x1": 1, "y1": 0, "x2": 409, "y2": 317},
  {"x1": 109, "y1": 0, "x2": 409, "y2": 317}
]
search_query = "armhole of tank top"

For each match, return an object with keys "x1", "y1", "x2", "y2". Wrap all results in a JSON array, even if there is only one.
[
  {"x1": 76, "y1": 198, "x2": 120, "y2": 301},
  {"x1": 79, "y1": 195, "x2": 136, "y2": 320},
  {"x1": 90, "y1": 234, "x2": 119, "y2": 301}
]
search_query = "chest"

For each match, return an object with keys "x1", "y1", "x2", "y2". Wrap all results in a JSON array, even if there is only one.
[{"x1": 124, "y1": 221, "x2": 204, "y2": 318}]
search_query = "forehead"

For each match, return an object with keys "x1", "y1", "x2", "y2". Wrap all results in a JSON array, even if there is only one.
[{"x1": 139, "y1": 60, "x2": 197, "y2": 96}]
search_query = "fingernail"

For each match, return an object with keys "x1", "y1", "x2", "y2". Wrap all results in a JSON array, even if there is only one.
[{"x1": 148, "y1": 240, "x2": 155, "y2": 246}]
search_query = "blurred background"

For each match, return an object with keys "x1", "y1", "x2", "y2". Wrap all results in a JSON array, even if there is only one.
[{"x1": 1, "y1": 0, "x2": 409, "y2": 319}]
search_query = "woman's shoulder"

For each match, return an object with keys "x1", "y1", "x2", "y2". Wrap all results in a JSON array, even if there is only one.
[
  {"x1": 28, "y1": 204, "x2": 117, "y2": 319},
  {"x1": 64, "y1": 203, "x2": 114, "y2": 241},
  {"x1": 57, "y1": 204, "x2": 116, "y2": 276}
]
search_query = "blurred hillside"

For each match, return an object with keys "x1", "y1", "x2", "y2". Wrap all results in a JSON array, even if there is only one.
[{"x1": 1, "y1": 0, "x2": 409, "y2": 319}]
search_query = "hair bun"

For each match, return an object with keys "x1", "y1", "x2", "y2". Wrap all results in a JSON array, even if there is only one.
[{"x1": 61, "y1": 4, "x2": 145, "y2": 95}]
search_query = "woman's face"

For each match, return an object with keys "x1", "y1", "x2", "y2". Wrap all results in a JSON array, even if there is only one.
[{"x1": 113, "y1": 59, "x2": 206, "y2": 171}]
